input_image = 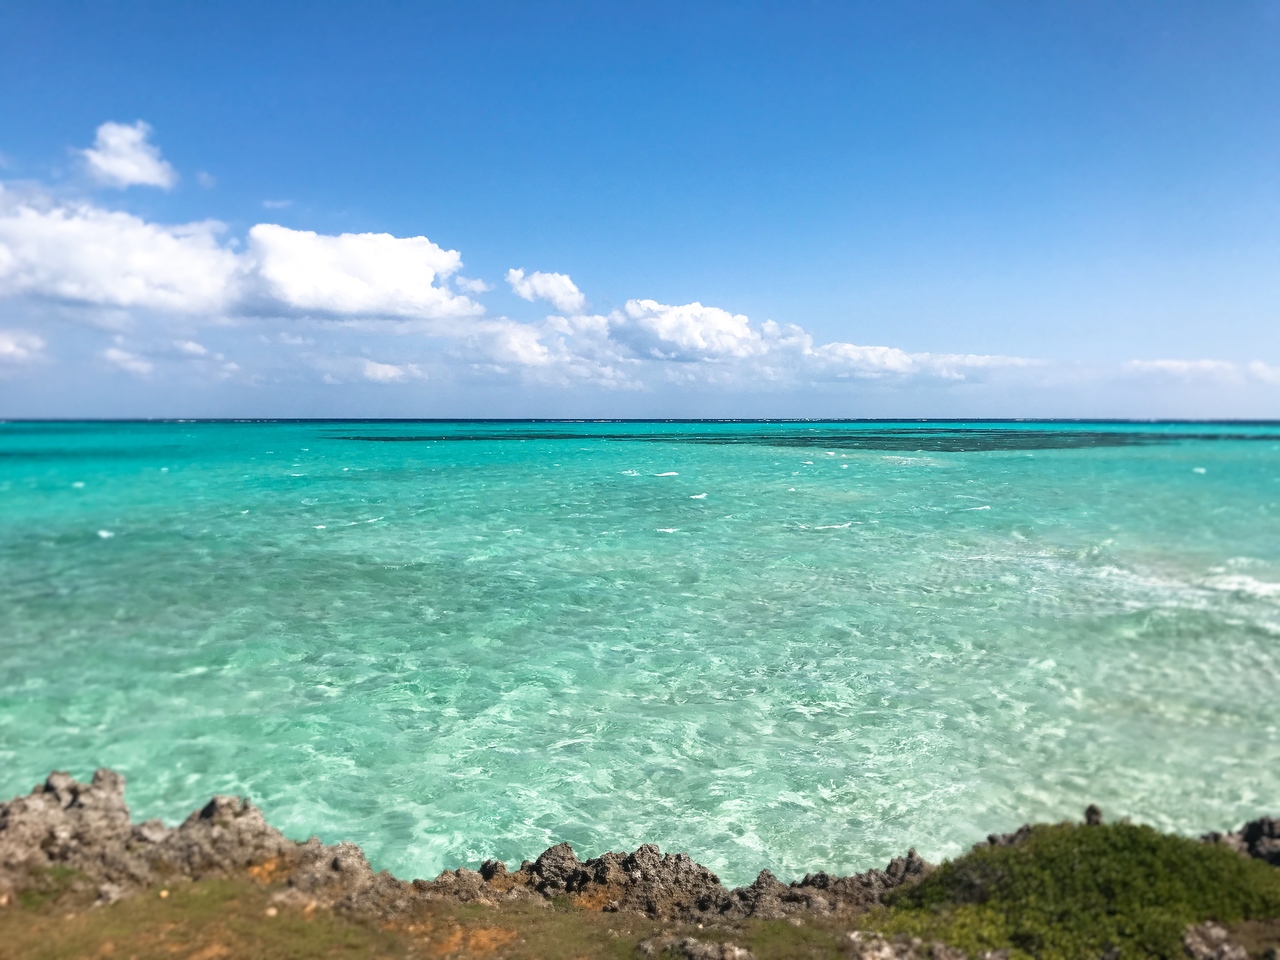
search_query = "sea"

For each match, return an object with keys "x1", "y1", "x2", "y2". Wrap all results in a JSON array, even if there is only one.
[{"x1": 2, "y1": 420, "x2": 1278, "y2": 887}]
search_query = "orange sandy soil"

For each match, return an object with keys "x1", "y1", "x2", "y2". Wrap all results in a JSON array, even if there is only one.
[{"x1": 0, "y1": 868, "x2": 857, "y2": 960}]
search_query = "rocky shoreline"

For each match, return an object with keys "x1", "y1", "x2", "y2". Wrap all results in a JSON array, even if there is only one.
[
  {"x1": 0, "y1": 769, "x2": 935, "y2": 922},
  {"x1": 2, "y1": 769, "x2": 1279, "y2": 958}
]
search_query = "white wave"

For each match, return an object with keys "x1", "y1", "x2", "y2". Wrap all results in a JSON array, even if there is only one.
[
  {"x1": 96, "y1": 529, "x2": 113, "y2": 539},
  {"x1": 815, "y1": 522, "x2": 852, "y2": 529},
  {"x1": 656, "y1": 527, "x2": 678, "y2": 533},
  {"x1": 1202, "y1": 575, "x2": 1280, "y2": 600},
  {"x1": 690, "y1": 493, "x2": 707, "y2": 499},
  {"x1": 655, "y1": 471, "x2": 678, "y2": 476}
]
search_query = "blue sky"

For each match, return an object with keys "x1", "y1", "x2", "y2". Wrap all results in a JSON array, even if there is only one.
[{"x1": 1, "y1": 0, "x2": 1279, "y2": 417}]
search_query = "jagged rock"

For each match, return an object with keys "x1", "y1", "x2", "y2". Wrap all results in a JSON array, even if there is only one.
[
  {"x1": 1202, "y1": 817, "x2": 1280, "y2": 865},
  {"x1": 1183, "y1": 922, "x2": 1248, "y2": 960},
  {"x1": 0, "y1": 770, "x2": 937, "y2": 921},
  {"x1": 638, "y1": 936, "x2": 754, "y2": 959},
  {"x1": 0, "y1": 769, "x2": 146, "y2": 892},
  {"x1": 0, "y1": 770, "x2": 376, "y2": 908},
  {"x1": 0, "y1": 768, "x2": 938, "y2": 925},
  {"x1": 983, "y1": 824, "x2": 1034, "y2": 848},
  {"x1": 845, "y1": 931, "x2": 975, "y2": 960},
  {"x1": 149, "y1": 794, "x2": 294, "y2": 877},
  {"x1": 458, "y1": 841, "x2": 932, "y2": 922}
]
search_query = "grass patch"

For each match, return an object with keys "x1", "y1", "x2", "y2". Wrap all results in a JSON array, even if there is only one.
[
  {"x1": 15, "y1": 866, "x2": 87, "y2": 912},
  {"x1": 0, "y1": 874, "x2": 687, "y2": 960},
  {"x1": 740, "y1": 918, "x2": 852, "y2": 960},
  {"x1": 872, "y1": 822, "x2": 1280, "y2": 960}
]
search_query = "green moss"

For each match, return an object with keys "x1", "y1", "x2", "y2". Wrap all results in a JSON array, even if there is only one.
[
  {"x1": 16, "y1": 866, "x2": 86, "y2": 911},
  {"x1": 874, "y1": 822, "x2": 1280, "y2": 960},
  {"x1": 742, "y1": 918, "x2": 852, "y2": 960}
]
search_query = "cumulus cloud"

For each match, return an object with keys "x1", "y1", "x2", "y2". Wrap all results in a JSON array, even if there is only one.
[
  {"x1": 506, "y1": 268, "x2": 587, "y2": 314},
  {"x1": 0, "y1": 172, "x2": 1048, "y2": 394},
  {"x1": 455, "y1": 276, "x2": 492, "y2": 294},
  {"x1": 82, "y1": 121, "x2": 177, "y2": 189},
  {"x1": 248, "y1": 224, "x2": 481, "y2": 319},
  {"x1": 0, "y1": 197, "x2": 239, "y2": 313},
  {"x1": 0, "y1": 195, "x2": 487, "y2": 324},
  {"x1": 362, "y1": 359, "x2": 413, "y2": 382},
  {"x1": 595, "y1": 297, "x2": 1030, "y2": 384},
  {"x1": 103, "y1": 346, "x2": 153, "y2": 375},
  {"x1": 618, "y1": 299, "x2": 764, "y2": 360},
  {"x1": 0, "y1": 330, "x2": 45, "y2": 363}
]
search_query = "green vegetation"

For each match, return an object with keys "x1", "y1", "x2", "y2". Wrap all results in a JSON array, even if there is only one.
[
  {"x1": 15, "y1": 866, "x2": 85, "y2": 912},
  {"x1": 871, "y1": 822, "x2": 1280, "y2": 960}
]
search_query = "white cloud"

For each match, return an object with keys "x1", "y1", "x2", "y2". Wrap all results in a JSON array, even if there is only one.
[
  {"x1": 506, "y1": 268, "x2": 587, "y2": 314},
  {"x1": 1123, "y1": 358, "x2": 1280, "y2": 385},
  {"x1": 196, "y1": 171, "x2": 216, "y2": 189},
  {"x1": 455, "y1": 276, "x2": 492, "y2": 294},
  {"x1": 249, "y1": 224, "x2": 481, "y2": 319},
  {"x1": 262, "y1": 199, "x2": 292, "y2": 209},
  {"x1": 812, "y1": 341, "x2": 1034, "y2": 380},
  {"x1": 0, "y1": 185, "x2": 1049, "y2": 396},
  {"x1": 1124, "y1": 359, "x2": 1239, "y2": 378},
  {"x1": 0, "y1": 197, "x2": 240, "y2": 313},
  {"x1": 82, "y1": 121, "x2": 177, "y2": 189},
  {"x1": 103, "y1": 346, "x2": 153, "y2": 375},
  {"x1": 0, "y1": 329, "x2": 45, "y2": 363},
  {"x1": 0, "y1": 196, "x2": 487, "y2": 323},
  {"x1": 602, "y1": 297, "x2": 1029, "y2": 383},
  {"x1": 1247, "y1": 361, "x2": 1280, "y2": 384},
  {"x1": 619, "y1": 299, "x2": 765, "y2": 360},
  {"x1": 362, "y1": 359, "x2": 410, "y2": 382}
]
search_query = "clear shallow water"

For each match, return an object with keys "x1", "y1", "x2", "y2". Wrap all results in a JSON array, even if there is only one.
[{"x1": 2, "y1": 420, "x2": 1279, "y2": 886}]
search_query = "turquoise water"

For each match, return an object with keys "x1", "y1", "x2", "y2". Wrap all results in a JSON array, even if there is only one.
[{"x1": 2, "y1": 420, "x2": 1280, "y2": 886}]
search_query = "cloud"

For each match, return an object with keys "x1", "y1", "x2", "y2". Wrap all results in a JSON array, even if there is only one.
[
  {"x1": 0, "y1": 330, "x2": 45, "y2": 363},
  {"x1": 598, "y1": 297, "x2": 1031, "y2": 384},
  {"x1": 248, "y1": 224, "x2": 481, "y2": 319},
  {"x1": 262, "y1": 199, "x2": 291, "y2": 209},
  {"x1": 362, "y1": 359, "x2": 418, "y2": 382},
  {"x1": 1124, "y1": 358, "x2": 1239, "y2": 378},
  {"x1": 82, "y1": 121, "x2": 177, "y2": 189},
  {"x1": 1247, "y1": 361, "x2": 1280, "y2": 384},
  {"x1": 506, "y1": 268, "x2": 587, "y2": 314},
  {"x1": 0, "y1": 196, "x2": 483, "y2": 323},
  {"x1": 0, "y1": 197, "x2": 240, "y2": 313},
  {"x1": 103, "y1": 346, "x2": 153, "y2": 375},
  {"x1": 196, "y1": 171, "x2": 216, "y2": 189},
  {"x1": 619, "y1": 299, "x2": 765, "y2": 360},
  {"x1": 454, "y1": 276, "x2": 492, "y2": 294},
  {"x1": 0, "y1": 184, "x2": 1048, "y2": 395},
  {"x1": 1123, "y1": 358, "x2": 1280, "y2": 385}
]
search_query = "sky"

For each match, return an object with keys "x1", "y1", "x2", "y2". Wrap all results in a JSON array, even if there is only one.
[{"x1": 1, "y1": 0, "x2": 1279, "y2": 419}]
